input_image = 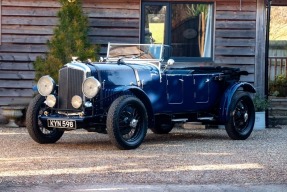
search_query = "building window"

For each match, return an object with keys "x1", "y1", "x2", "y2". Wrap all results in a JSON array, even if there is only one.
[{"x1": 141, "y1": 2, "x2": 214, "y2": 61}]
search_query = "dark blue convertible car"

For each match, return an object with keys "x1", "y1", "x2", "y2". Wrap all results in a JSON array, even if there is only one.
[{"x1": 26, "y1": 43, "x2": 256, "y2": 149}]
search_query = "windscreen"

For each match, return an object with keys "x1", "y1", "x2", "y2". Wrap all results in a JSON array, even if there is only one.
[{"x1": 107, "y1": 44, "x2": 166, "y2": 61}]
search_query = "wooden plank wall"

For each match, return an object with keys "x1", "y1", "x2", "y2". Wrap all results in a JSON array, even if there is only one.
[
  {"x1": 84, "y1": 0, "x2": 140, "y2": 54},
  {"x1": 0, "y1": 0, "x2": 140, "y2": 107},
  {"x1": 214, "y1": 0, "x2": 257, "y2": 83}
]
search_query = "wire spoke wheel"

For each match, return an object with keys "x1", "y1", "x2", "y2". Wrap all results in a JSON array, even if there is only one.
[
  {"x1": 233, "y1": 99, "x2": 250, "y2": 133},
  {"x1": 226, "y1": 92, "x2": 255, "y2": 140},
  {"x1": 118, "y1": 104, "x2": 142, "y2": 141},
  {"x1": 107, "y1": 95, "x2": 148, "y2": 150},
  {"x1": 26, "y1": 95, "x2": 64, "y2": 144}
]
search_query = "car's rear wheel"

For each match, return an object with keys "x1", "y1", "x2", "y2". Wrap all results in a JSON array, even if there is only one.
[
  {"x1": 225, "y1": 91, "x2": 255, "y2": 140},
  {"x1": 150, "y1": 115, "x2": 174, "y2": 134},
  {"x1": 26, "y1": 94, "x2": 64, "y2": 144},
  {"x1": 107, "y1": 95, "x2": 148, "y2": 150}
]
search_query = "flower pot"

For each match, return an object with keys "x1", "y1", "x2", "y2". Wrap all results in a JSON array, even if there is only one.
[
  {"x1": 1, "y1": 106, "x2": 25, "y2": 128},
  {"x1": 254, "y1": 111, "x2": 265, "y2": 130}
]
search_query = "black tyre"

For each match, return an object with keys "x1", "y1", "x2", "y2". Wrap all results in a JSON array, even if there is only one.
[
  {"x1": 150, "y1": 115, "x2": 174, "y2": 134},
  {"x1": 26, "y1": 94, "x2": 64, "y2": 144},
  {"x1": 107, "y1": 95, "x2": 148, "y2": 150},
  {"x1": 225, "y1": 91, "x2": 255, "y2": 140}
]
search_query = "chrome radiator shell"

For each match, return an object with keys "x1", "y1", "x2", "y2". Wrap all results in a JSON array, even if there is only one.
[{"x1": 58, "y1": 63, "x2": 91, "y2": 111}]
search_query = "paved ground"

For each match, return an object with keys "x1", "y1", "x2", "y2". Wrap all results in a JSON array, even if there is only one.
[
  {"x1": 0, "y1": 126, "x2": 286, "y2": 191},
  {"x1": 2, "y1": 183, "x2": 287, "y2": 192}
]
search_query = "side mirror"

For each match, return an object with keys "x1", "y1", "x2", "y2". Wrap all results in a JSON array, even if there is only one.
[{"x1": 163, "y1": 59, "x2": 175, "y2": 72}]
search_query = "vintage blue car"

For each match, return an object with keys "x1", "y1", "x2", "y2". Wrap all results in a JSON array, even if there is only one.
[{"x1": 26, "y1": 43, "x2": 256, "y2": 149}]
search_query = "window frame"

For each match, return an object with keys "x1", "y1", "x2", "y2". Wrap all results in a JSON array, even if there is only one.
[{"x1": 141, "y1": 1, "x2": 214, "y2": 62}]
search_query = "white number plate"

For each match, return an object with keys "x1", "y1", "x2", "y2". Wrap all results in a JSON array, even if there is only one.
[{"x1": 47, "y1": 119, "x2": 76, "y2": 129}]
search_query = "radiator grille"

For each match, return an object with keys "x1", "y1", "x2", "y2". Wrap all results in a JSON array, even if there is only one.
[{"x1": 58, "y1": 67, "x2": 85, "y2": 110}]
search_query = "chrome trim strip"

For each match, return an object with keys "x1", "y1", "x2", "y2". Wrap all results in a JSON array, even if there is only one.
[
  {"x1": 65, "y1": 62, "x2": 91, "y2": 75},
  {"x1": 58, "y1": 111, "x2": 84, "y2": 116},
  {"x1": 134, "y1": 69, "x2": 141, "y2": 87}
]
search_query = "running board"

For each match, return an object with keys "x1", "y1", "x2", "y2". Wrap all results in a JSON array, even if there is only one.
[
  {"x1": 172, "y1": 118, "x2": 188, "y2": 122},
  {"x1": 197, "y1": 117, "x2": 215, "y2": 121}
]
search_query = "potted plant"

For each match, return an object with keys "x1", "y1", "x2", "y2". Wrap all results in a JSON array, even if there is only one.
[{"x1": 253, "y1": 95, "x2": 269, "y2": 130}]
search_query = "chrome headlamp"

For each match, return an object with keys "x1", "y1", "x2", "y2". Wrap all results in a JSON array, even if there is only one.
[
  {"x1": 37, "y1": 76, "x2": 56, "y2": 96},
  {"x1": 71, "y1": 95, "x2": 83, "y2": 109},
  {"x1": 45, "y1": 94, "x2": 57, "y2": 108},
  {"x1": 82, "y1": 77, "x2": 101, "y2": 99}
]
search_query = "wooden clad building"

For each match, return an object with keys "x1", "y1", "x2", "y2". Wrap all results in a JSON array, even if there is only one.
[{"x1": 0, "y1": 0, "x2": 270, "y2": 120}]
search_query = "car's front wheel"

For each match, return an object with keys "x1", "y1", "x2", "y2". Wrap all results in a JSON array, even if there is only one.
[
  {"x1": 26, "y1": 94, "x2": 64, "y2": 144},
  {"x1": 107, "y1": 95, "x2": 148, "y2": 150},
  {"x1": 225, "y1": 91, "x2": 255, "y2": 140}
]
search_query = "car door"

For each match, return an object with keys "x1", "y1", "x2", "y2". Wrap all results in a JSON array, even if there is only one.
[{"x1": 166, "y1": 75, "x2": 184, "y2": 104}]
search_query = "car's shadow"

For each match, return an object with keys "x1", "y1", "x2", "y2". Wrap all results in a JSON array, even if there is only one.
[
  {"x1": 145, "y1": 129, "x2": 229, "y2": 143},
  {"x1": 52, "y1": 128, "x2": 230, "y2": 151}
]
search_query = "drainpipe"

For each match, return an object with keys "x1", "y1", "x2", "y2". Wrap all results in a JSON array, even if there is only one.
[{"x1": 265, "y1": 0, "x2": 272, "y2": 127}]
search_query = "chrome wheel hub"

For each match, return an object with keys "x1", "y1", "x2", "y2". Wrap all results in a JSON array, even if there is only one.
[
  {"x1": 130, "y1": 119, "x2": 138, "y2": 128},
  {"x1": 244, "y1": 112, "x2": 248, "y2": 122}
]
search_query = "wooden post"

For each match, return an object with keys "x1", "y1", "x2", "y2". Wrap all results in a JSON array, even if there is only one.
[{"x1": 255, "y1": 0, "x2": 266, "y2": 96}]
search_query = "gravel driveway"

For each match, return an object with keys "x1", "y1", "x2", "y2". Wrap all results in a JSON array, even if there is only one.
[{"x1": 0, "y1": 126, "x2": 286, "y2": 190}]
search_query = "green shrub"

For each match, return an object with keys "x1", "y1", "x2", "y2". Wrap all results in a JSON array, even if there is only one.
[
  {"x1": 253, "y1": 94, "x2": 269, "y2": 112},
  {"x1": 34, "y1": 0, "x2": 98, "y2": 82}
]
